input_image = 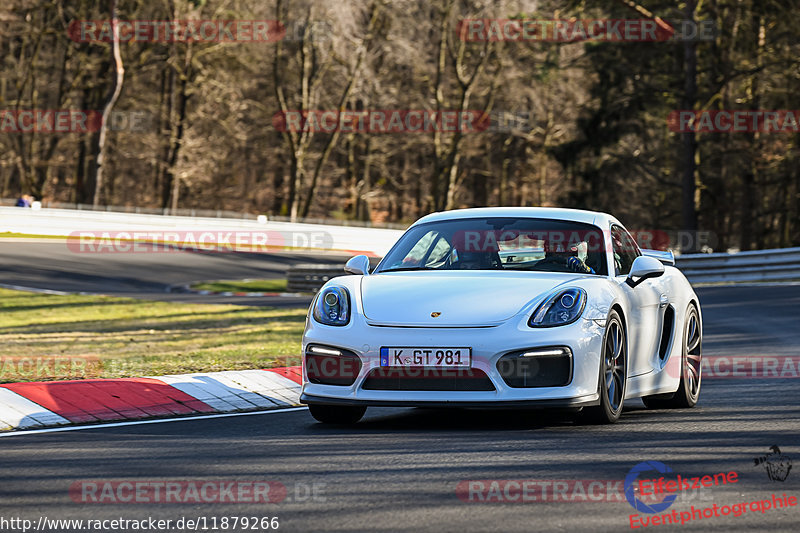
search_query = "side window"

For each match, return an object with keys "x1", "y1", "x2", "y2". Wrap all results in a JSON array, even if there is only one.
[
  {"x1": 424, "y1": 236, "x2": 452, "y2": 267},
  {"x1": 395, "y1": 230, "x2": 437, "y2": 267},
  {"x1": 611, "y1": 225, "x2": 641, "y2": 276}
]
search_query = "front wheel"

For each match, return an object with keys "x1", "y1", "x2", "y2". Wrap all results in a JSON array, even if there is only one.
[
  {"x1": 643, "y1": 304, "x2": 702, "y2": 409},
  {"x1": 584, "y1": 310, "x2": 627, "y2": 424},
  {"x1": 308, "y1": 404, "x2": 367, "y2": 424}
]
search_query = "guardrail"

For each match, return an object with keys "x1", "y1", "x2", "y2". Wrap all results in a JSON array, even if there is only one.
[
  {"x1": 287, "y1": 257, "x2": 385, "y2": 292},
  {"x1": 287, "y1": 265, "x2": 350, "y2": 293},
  {"x1": 288, "y1": 248, "x2": 800, "y2": 292},
  {"x1": 0, "y1": 206, "x2": 404, "y2": 257},
  {"x1": 0, "y1": 198, "x2": 407, "y2": 229},
  {"x1": 676, "y1": 247, "x2": 800, "y2": 284},
  {"x1": 3, "y1": 205, "x2": 798, "y2": 285}
]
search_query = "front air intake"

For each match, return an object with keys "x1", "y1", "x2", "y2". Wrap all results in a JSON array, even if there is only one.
[
  {"x1": 304, "y1": 345, "x2": 362, "y2": 386},
  {"x1": 496, "y1": 347, "x2": 572, "y2": 388},
  {"x1": 362, "y1": 367, "x2": 495, "y2": 391}
]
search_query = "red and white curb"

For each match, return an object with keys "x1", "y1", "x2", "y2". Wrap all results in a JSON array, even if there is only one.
[{"x1": 0, "y1": 367, "x2": 302, "y2": 432}]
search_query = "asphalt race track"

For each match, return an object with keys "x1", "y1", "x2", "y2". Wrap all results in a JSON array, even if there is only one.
[
  {"x1": 0, "y1": 241, "x2": 349, "y2": 307},
  {"x1": 0, "y1": 246, "x2": 798, "y2": 532}
]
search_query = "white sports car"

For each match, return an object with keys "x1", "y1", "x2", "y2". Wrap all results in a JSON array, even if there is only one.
[{"x1": 300, "y1": 207, "x2": 702, "y2": 424}]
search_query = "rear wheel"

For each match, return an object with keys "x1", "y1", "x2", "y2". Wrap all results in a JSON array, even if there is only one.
[
  {"x1": 642, "y1": 305, "x2": 702, "y2": 409},
  {"x1": 308, "y1": 404, "x2": 366, "y2": 424},
  {"x1": 585, "y1": 310, "x2": 627, "y2": 424}
]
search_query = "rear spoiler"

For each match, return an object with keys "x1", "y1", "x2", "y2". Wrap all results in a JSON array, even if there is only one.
[{"x1": 641, "y1": 249, "x2": 675, "y2": 266}]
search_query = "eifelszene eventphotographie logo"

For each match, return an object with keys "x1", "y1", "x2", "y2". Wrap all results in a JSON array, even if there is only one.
[
  {"x1": 753, "y1": 446, "x2": 792, "y2": 482},
  {"x1": 625, "y1": 461, "x2": 678, "y2": 513}
]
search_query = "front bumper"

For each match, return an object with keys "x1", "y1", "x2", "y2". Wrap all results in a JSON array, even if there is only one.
[
  {"x1": 300, "y1": 392, "x2": 599, "y2": 409},
  {"x1": 300, "y1": 312, "x2": 606, "y2": 407}
]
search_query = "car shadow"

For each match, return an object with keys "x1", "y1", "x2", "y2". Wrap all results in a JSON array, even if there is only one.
[{"x1": 307, "y1": 404, "x2": 652, "y2": 432}]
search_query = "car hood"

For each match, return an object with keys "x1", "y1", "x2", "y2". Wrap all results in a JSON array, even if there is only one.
[{"x1": 360, "y1": 271, "x2": 583, "y2": 327}]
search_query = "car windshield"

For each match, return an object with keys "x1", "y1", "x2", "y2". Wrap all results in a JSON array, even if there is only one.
[{"x1": 376, "y1": 217, "x2": 608, "y2": 275}]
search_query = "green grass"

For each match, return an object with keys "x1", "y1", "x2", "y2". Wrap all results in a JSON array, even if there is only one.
[
  {"x1": 0, "y1": 288, "x2": 305, "y2": 382},
  {"x1": 0, "y1": 232, "x2": 68, "y2": 239},
  {"x1": 190, "y1": 279, "x2": 288, "y2": 293}
]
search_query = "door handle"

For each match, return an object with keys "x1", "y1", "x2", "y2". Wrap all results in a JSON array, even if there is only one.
[{"x1": 659, "y1": 294, "x2": 669, "y2": 308}]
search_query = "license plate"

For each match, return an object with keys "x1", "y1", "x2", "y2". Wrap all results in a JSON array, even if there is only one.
[{"x1": 380, "y1": 347, "x2": 472, "y2": 368}]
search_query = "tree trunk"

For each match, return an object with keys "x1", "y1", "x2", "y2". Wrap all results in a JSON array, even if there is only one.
[
  {"x1": 681, "y1": 0, "x2": 699, "y2": 250},
  {"x1": 740, "y1": 14, "x2": 765, "y2": 251},
  {"x1": 93, "y1": 0, "x2": 124, "y2": 206},
  {"x1": 795, "y1": 150, "x2": 800, "y2": 246},
  {"x1": 73, "y1": 137, "x2": 87, "y2": 204},
  {"x1": 165, "y1": 68, "x2": 189, "y2": 211},
  {"x1": 358, "y1": 137, "x2": 372, "y2": 222}
]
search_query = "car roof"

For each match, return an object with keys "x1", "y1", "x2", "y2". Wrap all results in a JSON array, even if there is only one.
[{"x1": 411, "y1": 207, "x2": 622, "y2": 228}]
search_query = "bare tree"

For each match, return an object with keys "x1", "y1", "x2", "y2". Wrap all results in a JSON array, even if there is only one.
[{"x1": 92, "y1": 0, "x2": 124, "y2": 206}]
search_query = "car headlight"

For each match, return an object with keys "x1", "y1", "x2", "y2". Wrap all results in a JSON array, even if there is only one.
[
  {"x1": 312, "y1": 286, "x2": 351, "y2": 326},
  {"x1": 529, "y1": 288, "x2": 586, "y2": 327}
]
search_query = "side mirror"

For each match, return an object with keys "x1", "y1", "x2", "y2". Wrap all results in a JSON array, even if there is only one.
[
  {"x1": 626, "y1": 256, "x2": 665, "y2": 288},
  {"x1": 344, "y1": 255, "x2": 370, "y2": 276}
]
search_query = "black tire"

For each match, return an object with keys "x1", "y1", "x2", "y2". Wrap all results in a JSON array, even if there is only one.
[
  {"x1": 308, "y1": 404, "x2": 366, "y2": 424},
  {"x1": 642, "y1": 304, "x2": 702, "y2": 409},
  {"x1": 584, "y1": 310, "x2": 627, "y2": 424}
]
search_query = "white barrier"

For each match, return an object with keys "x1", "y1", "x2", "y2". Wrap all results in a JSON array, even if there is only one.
[
  {"x1": 2, "y1": 206, "x2": 798, "y2": 283},
  {"x1": 676, "y1": 247, "x2": 800, "y2": 283},
  {"x1": 0, "y1": 206, "x2": 404, "y2": 257}
]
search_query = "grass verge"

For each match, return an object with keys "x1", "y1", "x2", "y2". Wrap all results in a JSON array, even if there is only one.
[
  {"x1": 0, "y1": 288, "x2": 304, "y2": 382},
  {"x1": 0, "y1": 232, "x2": 68, "y2": 239},
  {"x1": 190, "y1": 279, "x2": 288, "y2": 293}
]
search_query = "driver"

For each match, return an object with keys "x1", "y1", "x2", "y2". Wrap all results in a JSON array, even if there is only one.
[
  {"x1": 566, "y1": 249, "x2": 595, "y2": 274},
  {"x1": 539, "y1": 241, "x2": 595, "y2": 274}
]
